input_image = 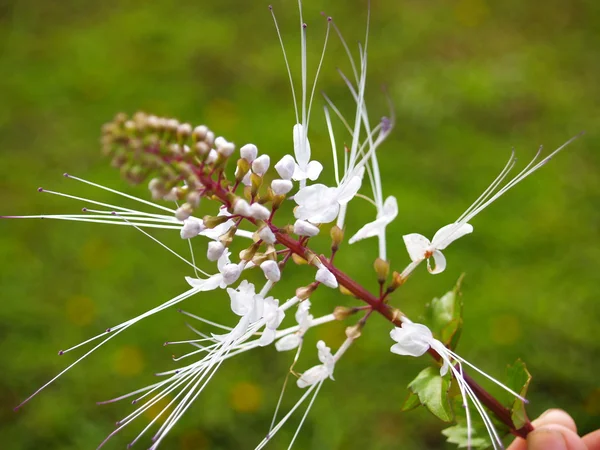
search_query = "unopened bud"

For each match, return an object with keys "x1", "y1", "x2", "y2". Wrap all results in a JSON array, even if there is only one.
[
  {"x1": 177, "y1": 123, "x2": 192, "y2": 142},
  {"x1": 271, "y1": 179, "x2": 293, "y2": 195},
  {"x1": 165, "y1": 118, "x2": 179, "y2": 133},
  {"x1": 339, "y1": 284, "x2": 355, "y2": 297},
  {"x1": 374, "y1": 258, "x2": 390, "y2": 284},
  {"x1": 251, "y1": 154, "x2": 270, "y2": 175},
  {"x1": 330, "y1": 226, "x2": 344, "y2": 250},
  {"x1": 206, "y1": 149, "x2": 218, "y2": 164},
  {"x1": 292, "y1": 253, "x2": 308, "y2": 265},
  {"x1": 250, "y1": 173, "x2": 262, "y2": 196},
  {"x1": 333, "y1": 306, "x2": 356, "y2": 320},
  {"x1": 203, "y1": 215, "x2": 230, "y2": 229},
  {"x1": 296, "y1": 284, "x2": 317, "y2": 300},
  {"x1": 175, "y1": 203, "x2": 193, "y2": 221},
  {"x1": 205, "y1": 130, "x2": 215, "y2": 147},
  {"x1": 239, "y1": 242, "x2": 261, "y2": 261},
  {"x1": 258, "y1": 225, "x2": 276, "y2": 244},
  {"x1": 240, "y1": 143, "x2": 258, "y2": 162},
  {"x1": 193, "y1": 125, "x2": 209, "y2": 141},
  {"x1": 219, "y1": 227, "x2": 237, "y2": 247},
  {"x1": 180, "y1": 218, "x2": 205, "y2": 239},
  {"x1": 222, "y1": 263, "x2": 242, "y2": 285},
  {"x1": 215, "y1": 136, "x2": 235, "y2": 157},
  {"x1": 260, "y1": 260, "x2": 281, "y2": 282},
  {"x1": 345, "y1": 324, "x2": 362, "y2": 340},
  {"x1": 390, "y1": 271, "x2": 406, "y2": 291},
  {"x1": 207, "y1": 241, "x2": 225, "y2": 261},
  {"x1": 274, "y1": 154, "x2": 295, "y2": 180},
  {"x1": 294, "y1": 219, "x2": 319, "y2": 237},
  {"x1": 315, "y1": 266, "x2": 338, "y2": 289},
  {"x1": 195, "y1": 141, "x2": 210, "y2": 156},
  {"x1": 250, "y1": 203, "x2": 270, "y2": 220},
  {"x1": 233, "y1": 198, "x2": 252, "y2": 216},
  {"x1": 235, "y1": 159, "x2": 251, "y2": 182},
  {"x1": 187, "y1": 191, "x2": 201, "y2": 208}
]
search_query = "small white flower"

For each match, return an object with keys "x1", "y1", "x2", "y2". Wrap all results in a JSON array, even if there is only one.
[
  {"x1": 293, "y1": 219, "x2": 319, "y2": 237},
  {"x1": 260, "y1": 260, "x2": 281, "y2": 282},
  {"x1": 274, "y1": 154, "x2": 296, "y2": 180},
  {"x1": 275, "y1": 300, "x2": 313, "y2": 352},
  {"x1": 258, "y1": 225, "x2": 276, "y2": 244},
  {"x1": 180, "y1": 217, "x2": 205, "y2": 239},
  {"x1": 221, "y1": 263, "x2": 242, "y2": 286},
  {"x1": 233, "y1": 199, "x2": 252, "y2": 217},
  {"x1": 259, "y1": 296, "x2": 285, "y2": 346},
  {"x1": 390, "y1": 322, "x2": 449, "y2": 374},
  {"x1": 294, "y1": 175, "x2": 362, "y2": 224},
  {"x1": 292, "y1": 124, "x2": 323, "y2": 182},
  {"x1": 275, "y1": 334, "x2": 302, "y2": 352},
  {"x1": 207, "y1": 241, "x2": 225, "y2": 261},
  {"x1": 297, "y1": 340, "x2": 335, "y2": 388},
  {"x1": 271, "y1": 179, "x2": 293, "y2": 195},
  {"x1": 206, "y1": 149, "x2": 218, "y2": 164},
  {"x1": 403, "y1": 223, "x2": 473, "y2": 274},
  {"x1": 252, "y1": 154, "x2": 270, "y2": 176},
  {"x1": 215, "y1": 136, "x2": 235, "y2": 157},
  {"x1": 315, "y1": 266, "x2": 338, "y2": 289},
  {"x1": 240, "y1": 143, "x2": 258, "y2": 162},
  {"x1": 175, "y1": 204, "x2": 193, "y2": 221},
  {"x1": 241, "y1": 172, "x2": 252, "y2": 186},
  {"x1": 228, "y1": 280, "x2": 263, "y2": 322},
  {"x1": 249, "y1": 203, "x2": 270, "y2": 220},
  {"x1": 349, "y1": 196, "x2": 398, "y2": 244}
]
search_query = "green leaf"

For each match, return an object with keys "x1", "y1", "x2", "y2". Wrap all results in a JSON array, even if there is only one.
[
  {"x1": 423, "y1": 274, "x2": 465, "y2": 350},
  {"x1": 407, "y1": 367, "x2": 453, "y2": 422},
  {"x1": 401, "y1": 391, "x2": 421, "y2": 412},
  {"x1": 505, "y1": 359, "x2": 532, "y2": 429},
  {"x1": 442, "y1": 423, "x2": 490, "y2": 449}
]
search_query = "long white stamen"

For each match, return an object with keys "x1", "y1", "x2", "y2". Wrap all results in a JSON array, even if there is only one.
[
  {"x1": 305, "y1": 17, "x2": 331, "y2": 132},
  {"x1": 286, "y1": 380, "x2": 324, "y2": 449},
  {"x1": 324, "y1": 106, "x2": 341, "y2": 185}
]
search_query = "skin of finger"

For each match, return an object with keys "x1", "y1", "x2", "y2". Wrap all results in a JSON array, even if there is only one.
[
  {"x1": 533, "y1": 409, "x2": 578, "y2": 433},
  {"x1": 527, "y1": 425, "x2": 587, "y2": 450},
  {"x1": 583, "y1": 429, "x2": 600, "y2": 450}
]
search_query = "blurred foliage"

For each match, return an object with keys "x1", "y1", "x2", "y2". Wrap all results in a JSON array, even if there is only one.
[{"x1": 1, "y1": 0, "x2": 599, "y2": 449}]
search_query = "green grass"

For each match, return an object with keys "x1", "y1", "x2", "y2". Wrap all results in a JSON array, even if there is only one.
[{"x1": 0, "y1": 0, "x2": 599, "y2": 449}]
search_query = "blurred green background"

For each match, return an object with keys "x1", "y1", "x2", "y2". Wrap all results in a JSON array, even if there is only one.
[{"x1": 1, "y1": 0, "x2": 599, "y2": 449}]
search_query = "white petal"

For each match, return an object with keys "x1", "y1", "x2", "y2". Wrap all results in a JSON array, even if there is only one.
[
  {"x1": 185, "y1": 274, "x2": 222, "y2": 291},
  {"x1": 249, "y1": 203, "x2": 270, "y2": 220},
  {"x1": 207, "y1": 241, "x2": 225, "y2": 261},
  {"x1": 305, "y1": 160, "x2": 323, "y2": 181},
  {"x1": 381, "y1": 196, "x2": 398, "y2": 222},
  {"x1": 258, "y1": 327, "x2": 277, "y2": 346},
  {"x1": 240, "y1": 143, "x2": 258, "y2": 162},
  {"x1": 295, "y1": 203, "x2": 340, "y2": 224},
  {"x1": 297, "y1": 365, "x2": 329, "y2": 388},
  {"x1": 275, "y1": 334, "x2": 301, "y2": 352},
  {"x1": 271, "y1": 179, "x2": 293, "y2": 195},
  {"x1": 258, "y1": 226, "x2": 276, "y2": 244},
  {"x1": 180, "y1": 218, "x2": 204, "y2": 239},
  {"x1": 348, "y1": 219, "x2": 385, "y2": 244},
  {"x1": 274, "y1": 154, "x2": 296, "y2": 180},
  {"x1": 260, "y1": 260, "x2": 281, "y2": 282},
  {"x1": 402, "y1": 233, "x2": 431, "y2": 262},
  {"x1": 221, "y1": 263, "x2": 242, "y2": 285},
  {"x1": 427, "y1": 250, "x2": 447, "y2": 274},
  {"x1": 252, "y1": 154, "x2": 270, "y2": 176},
  {"x1": 233, "y1": 199, "x2": 252, "y2": 216},
  {"x1": 293, "y1": 123, "x2": 311, "y2": 166},
  {"x1": 336, "y1": 176, "x2": 362, "y2": 205},
  {"x1": 294, "y1": 184, "x2": 328, "y2": 205},
  {"x1": 315, "y1": 267, "x2": 338, "y2": 289},
  {"x1": 293, "y1": 219, "x2": 320, "y2": 237},
  {"x1": 432, "y1": 223, "x2": 474, "y2": 250}
]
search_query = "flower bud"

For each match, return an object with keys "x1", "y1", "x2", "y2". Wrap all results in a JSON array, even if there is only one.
[
  {"x1": 239, "y1": 242, "x2": 261, "y2": 261},
  {"x1": 205, "y1": 130, "x2": 215, "y2": 147},
  {"x1": 206, "y1": 149, "x2": 218, "y2": 164},
  {"x1": 177, "y1": 123, "x2": 192, "y2": 142},
  {"x1": 296, "y1": 283, "x2": 317, "y2": 300},
  {"x1": 339, "y1": 284, "x2": 355, "y2": 297},
  {"x1": 180, "y1": 218, "x2": 205, "y2": 239},
  {"x1": 193, "y1": 125, "x2": 209, "y2": 141},
  {"x1": 195, "y1": 141, "x2": 210, "y2": 156},
  {"x1": 165, "y1": 118, "x2": 179, "y2": 133},
  {"x1": 207, "y1": 241, "x2": 225, "y2": 261},
  {"x1": 222, "y1": 263, "x2": 242, "y2": 285},
  {"x1": 292, "y1": 253, "x2": 308, "y2": 265},
  {"x1": 187, "y1": 191, "x2": 201, "y2": 208},
  {"x1": 345, "y1": 324, "x2": 363, "y2": 340},
  {"x1": 203, "y1": 215, "x2": 230, "y2": 229},
  {"x1": 258, "y1": 225, "x2": 276, "y2": 244},
  {"x1": 271, "y1": 179, "x2": 293, "y2": 195},
  {"x1": 233, "y1": 198, "x2": 252, "y2": 217},
  {"x1": 275, "y1": 334, "x2": 301, "y2": 352},
  {"x1": 333, "y1": 306, "x2": 357, "y2": 320},
  {"x1": 175, "y1": 203, "x2": 193, "y2": 221},
  {"x1": 260, "y1": 260, "x2": 281, "y2": 282},
  {"x1": 374, "y1": 257, "x2": 390, "y2": 284},
  {"x1": 235, "y1": 159, "x2": 251, "y2": 182},
  {"x1": 316, "y1": 266, "x2": 338, "y2": 289},
  {"x1": 389, "y1": 271, "x2": 405, "y2": 292},
  {"x1": 330, "y1": 225, "x2": 344, "y2": 250},
  {"x1": 250, "y1": 203, "x2": 270, "y2": 220},
  {"x1": 240, "y1": 143, "x2": 258, "y2": 162},
  {"x1": 274, "y1": 154, "x2": 295, "y2": 180},
  {"x1": 215, "y1": 136, "x2": 235, "y2": 157},
  {"x1": 251, "y1": 154, "x2": 270, "y2": 175},
  {"x1": 294, "y1": 219, "x2": 319, "y2": 237},
  {"x1": 250, "y1": 173, "x2": 262, "y2": 196}
]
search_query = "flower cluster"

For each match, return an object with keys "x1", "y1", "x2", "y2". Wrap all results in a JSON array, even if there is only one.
[{"x1": 3, "y1": 2, "x2": 582, "y2": 450}]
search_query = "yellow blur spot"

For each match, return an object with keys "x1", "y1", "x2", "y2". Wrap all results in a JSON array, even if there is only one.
[
  {"x1": 584, "y1": 388, "x2": 600, "y2": 415},
  {"x1": 490, "y1": 314, "x2": 521, "y2": 345},
  {"x1": 316, "y1": 320, "x2": 346, "y2": 348},
  {"x1": 455, "y1": 0, "x2": 489, "y2": 27},
  {"x1": 80, "y1": 238, "x2": 111, "y2": 270},
  {"x1": 180, "y1": 430, "x2": 209, "y2": 450},
  {"x1": 65, "y1": 296, "x2": 95, "y2": 327},
  {"x1": 143, "y1": 395, "x2": 172, "y2": 425},
  {"x1": 229, "y1": 381, "x2": 262, "y2": 413},
  {"x1": 113, "y1": 345, "x2": 144, "y2": 377},
  {"x1": 207, "y1": 98, "x2": 238, "y2": 132}
]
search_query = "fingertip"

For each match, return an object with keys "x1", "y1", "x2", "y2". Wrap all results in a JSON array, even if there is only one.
[
  {"x1": 582, "y1": 429, "x2": 600, "y2": 450},
  {"x1": 528, "y1": 425, "x2": 586, "y2": 450},
  {"x1": 533, "y1": 409, "x2": 578, "y2": 433}
]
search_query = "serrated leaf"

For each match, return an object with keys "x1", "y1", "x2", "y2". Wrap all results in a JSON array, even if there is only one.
[
  {"x1": 407, "y1": 367, "x2": 453, "y2": 422},
  {"x1": 401, "y1": 391, "x2": 421, "y2": 412},
  {"x1": 505, "y1": 359, "x2": 532, "y2": 429},
  {"x1": 424, "y1": 274, "x2": 464, "y2": 350},
  {"x1": 442, "y1": 423, "x2": 490, "y2": 449}
]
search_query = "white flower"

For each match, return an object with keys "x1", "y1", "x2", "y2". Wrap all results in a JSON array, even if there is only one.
[
  {"x1": 349, "y1": 196, "x2": 398, "y2": 244},
  {"x1": 206, "y1": 149, "x2": 218, "y2": 164},
  {"x1": 249, "y1": 203, "x2": 270, "y2": 220},
  {"x1": 271, "y1": 179, "x2": 293, "y2": 195},
  {"x1": 275, "y1": 300, "x2": 313, "y2": 352},
  {"x1": 259, "y1": 296, "x2": 285, "y2": 346},
  {"x1": 274, "y1": 154, "x2": 296, "y2": 180},
  {"x1": 175, "y1": 204, "x2": 193, "y2": 221},
  {"x1": 293, "y1": 219, "x2": 319, "y2": 237},
  {"x1": 258, "y1": 225, "x2": 276, "y2": 244},
  {"x1": 252, "y1": 154, "x2": 270, "y2": 176},
  {"x1": 228, "y1": 280, "x2": 263, "y2": 322},
  {"x1": 294, "y1": 175, "x2": 362, "y2": 223},
  {"x1": 233, "y1": 199, "x2": 252, "y2": 216},
  {"x1": 403, "y1": 223, "x2": 473, "y2": 274},
  {"x1": 180, "y1": 217, "x2": 205, "y2": 239},
  {"x1": 275, "y1": 334, "x2": 302, "y2": 352},
  {"x1": 215, "y1": 136, "x2": 235, "y2": 157},
  {"x1": 390, "y1": 322, "x2": 449, "y2": 375},
  {"x1": 315, "y1": 266, "x2": 338, "y2": 289},
  {"x1": 292, "y1": 124, "x2": 323, "y2": 182},
  {"x1": 260, "y1": 260, "x2": 280, "y2": 282},
  {"x1": 221, "y1": 263, "x2": 242, "y2": 286},
  {"x1": 240, "y1": 143, "x2": 258, "y2": 162},
  {"x1": 207, "y1": 241, "x2": 225, "y2": 261},
  {"x1": 297, "y1": 340, "x2": 335, "y2": 388}
]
